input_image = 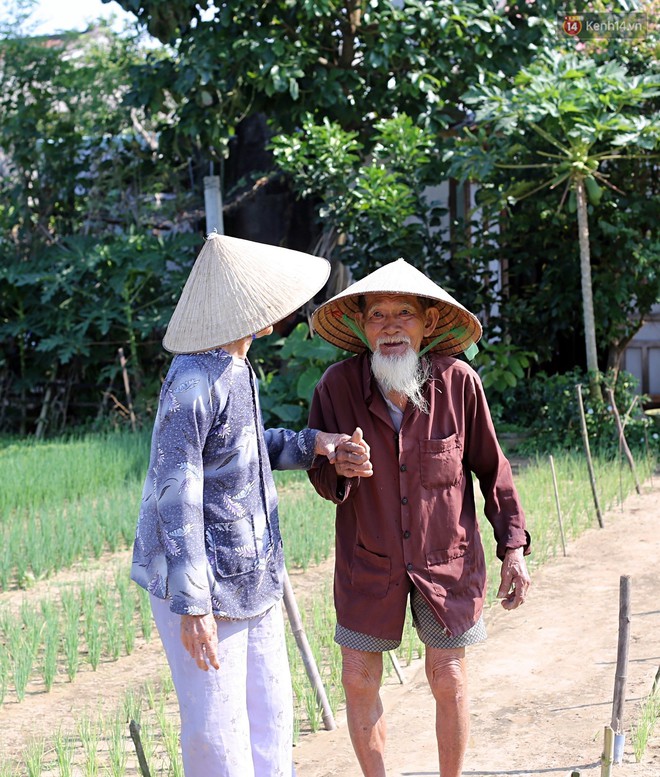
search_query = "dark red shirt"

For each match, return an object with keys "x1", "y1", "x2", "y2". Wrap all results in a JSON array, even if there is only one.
[{"x1": 308, "y1": 352, "x2": 530, "y2": 640}]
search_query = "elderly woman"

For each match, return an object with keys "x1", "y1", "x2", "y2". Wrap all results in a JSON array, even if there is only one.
[{"x1": 130, "y1": 233, "x2": 371, "y2": 777}]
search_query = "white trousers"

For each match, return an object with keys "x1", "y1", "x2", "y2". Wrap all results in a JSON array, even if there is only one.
[{"x1": 151, "y1": 596, "x2": 294, "y2": 777}]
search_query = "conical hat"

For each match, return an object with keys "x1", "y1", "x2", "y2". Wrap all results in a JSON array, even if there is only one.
[
  {"x1": 163, "y1": 233, "x2": 330, "y2": 354},
  {"x1": 312, "y1": 258, "x2": 482, "y2": 356}
]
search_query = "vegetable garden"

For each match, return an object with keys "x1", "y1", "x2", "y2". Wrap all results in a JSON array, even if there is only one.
[{"x1": 0, "y1": 431, "x2": 655, "y2": 775}]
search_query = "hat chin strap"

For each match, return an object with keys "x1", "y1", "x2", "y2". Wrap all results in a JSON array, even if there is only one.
[
  {"x1": 417, "y1": 326, "x2": 479, "y2": 360},
  {"x1": 342, "y1": 314, "x2": 373, "y2": 351},
  {"x1": 341, "y1": 315, "x2": 479, "y2": 360}
]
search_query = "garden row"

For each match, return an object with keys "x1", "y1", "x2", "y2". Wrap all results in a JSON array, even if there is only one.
[{"x1": 0, "y1": 432, "x2": 655, "y2": 774}]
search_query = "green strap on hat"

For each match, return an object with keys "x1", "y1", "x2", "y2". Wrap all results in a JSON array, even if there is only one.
[
  {"x1": 342, "y1": 315, "x2": 479, "y2": 360},
  {"x1": 418, "y1": 326, "x2": 479, "y2": 360},
  {"x1": 342, "y1": 314, "x2": 372, "y2": 350}
]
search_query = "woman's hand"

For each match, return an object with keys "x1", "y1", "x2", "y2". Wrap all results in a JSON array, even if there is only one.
[
  {"x1": 332, "y1": 427, "x2": 373, "y2": 479},
  {"x1": 314, "y1": 430, "x2": 351, "y2": 461},
  {"x1": 180, "y1": 613, "x2": 220, "y2": 671}
]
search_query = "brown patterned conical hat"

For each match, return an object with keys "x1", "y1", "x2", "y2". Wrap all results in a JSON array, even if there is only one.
[{"x1": 312, "y1": 258, "x2": 482, "y2": 356}]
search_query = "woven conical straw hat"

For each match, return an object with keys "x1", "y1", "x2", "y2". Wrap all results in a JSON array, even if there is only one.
[
  {"x1": 163, "y1": 233, "x2": 330, "y2": 354},
  {"x1": 312, "y1": 258, "x2": 482, "y2": 356}
]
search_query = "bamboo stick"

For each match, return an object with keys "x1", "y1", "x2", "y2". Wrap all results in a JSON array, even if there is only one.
[
  {"x1": 611, "y1": 576, "x2": 632, "y2": 734},
  {"x1": 35, "y1": 383, "x2": 53, "y2": 440},
  {"x1": 549, "y1": 455, "x2": 567, "y2": 556},
  {"x1": 601, "y1": 725, "x2": 614, "y2": 776},
  {"x1": 606, "y1": 388, "x2": 641, "y2": 494},
  {"x1": 388, "y1": 650, "x2": 405, "y2": 684},
  {"x1": 652, "y1": 665, "x2": 660, "y2": 695},
  {"x1": 118, "y1": 347, "x2": 137, "y2": 432},
  {"x1": 622, "y1": 394, "x2": 639, "y2": 426},
  {"x1": 282, "y1": 567, "x2": 337, "y2": 731},
  {"x1": 129, "y1": 719, "x2": 152, "y2": 777},
  {"x1": 575, "y1": 384, "x2": 604, "y2": 528}
]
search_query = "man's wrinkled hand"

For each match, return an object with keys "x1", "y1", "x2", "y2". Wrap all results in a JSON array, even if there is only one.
[
  {"x1": 497, "y1": 547, "x2": 531, "y2": 611},
  {"x1": 333, "y1": 427, "x2": 373, "y2": 479},
  {"x1": 180, "y1": 613, "x2": 220, "y2": 671}
]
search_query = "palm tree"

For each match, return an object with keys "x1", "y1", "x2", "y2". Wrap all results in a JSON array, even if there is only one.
[{"x1": 446, "y1": 50, "x2": 660, "y2": 399}]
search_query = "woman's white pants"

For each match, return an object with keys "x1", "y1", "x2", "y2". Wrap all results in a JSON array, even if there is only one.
[{"x1": 151, "y1": 596, "x2": 294, "y2": 777}]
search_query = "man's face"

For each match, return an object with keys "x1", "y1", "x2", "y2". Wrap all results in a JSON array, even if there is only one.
[{"x1": 356, "y1": 294, "x2": 439, "y2": 356}]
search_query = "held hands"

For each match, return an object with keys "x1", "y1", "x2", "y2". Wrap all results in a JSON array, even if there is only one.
[
  {"x1": 332, "y1": 427, "x2": 373, "y2": 479},
  {"x1": 497, "y1": 547, "x2": 531, "y2": 610},
  {"x1": 180, "y1": 613, "x2": 220, "y2": 671},
  {"x1": 313, "y1": 428, "x2": 372, "y2": 478},
  {"x1": 313, "y1": 430, "x2": 351, "y2": 461}
]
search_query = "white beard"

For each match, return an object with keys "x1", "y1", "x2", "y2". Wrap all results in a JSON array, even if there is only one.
[{"x1": 371, "y1": 340, "x2": 430, "y2": 413}]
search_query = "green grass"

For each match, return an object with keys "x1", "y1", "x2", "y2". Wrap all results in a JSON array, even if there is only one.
[{"x1": 631, "y1": 689, "x2": 660, "y2": 762}]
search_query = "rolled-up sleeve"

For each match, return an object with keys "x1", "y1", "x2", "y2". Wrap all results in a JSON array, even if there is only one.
[
  {"x1": 463, "y1": 370, "x2": 530, "y2": 560},
  {"x1": 307, "y1": 378, "x2": 358, "y2": 504},
  {"x1": 264, "y1": 427, "x2": 318, "y2": 470}
]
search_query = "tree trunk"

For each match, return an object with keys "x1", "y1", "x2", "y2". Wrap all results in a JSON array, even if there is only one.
[{"x1": 575, "y1": 178, "x2": 600, "y2": 401}]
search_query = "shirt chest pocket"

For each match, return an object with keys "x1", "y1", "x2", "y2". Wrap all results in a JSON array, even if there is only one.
[{"x1": 419, "y1": 434, "x2": 463, "y2": 489}]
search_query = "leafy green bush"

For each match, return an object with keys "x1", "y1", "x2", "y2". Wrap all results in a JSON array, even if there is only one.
[
  {"x1": 474, "y1": 338, "x2": 537, "y2": 395},
  {"x1": 250, "y1": 323, "x2": 350, "y2": 429},
  {"x1": 497, "y1": 368, "x2": 658, "y2": 456}
]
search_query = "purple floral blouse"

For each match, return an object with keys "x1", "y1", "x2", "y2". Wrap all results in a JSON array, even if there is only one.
[{"x1": 130, "y1": 349, "x2": 317, "y2": 619}]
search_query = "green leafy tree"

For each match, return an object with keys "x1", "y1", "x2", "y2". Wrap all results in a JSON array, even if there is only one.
[
  {"x1": 445, "y1": 49, "x2": 660, "y2": 399},
  {"x1": 271, "y1": 114, "x2": 450, "y2": 277},
  {"x1": 115, "y1": 0, "x2": 560, "y2": 159},
  {"x1": 250, "y1": 323, "x2": 349, "y2": 428},
  {"x1": 0, "y1": 19, "x2": 199, "y2": 433}
]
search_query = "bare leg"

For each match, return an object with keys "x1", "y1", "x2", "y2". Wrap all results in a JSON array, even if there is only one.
[
  {"x1": 341, "y1": 646, "x2": 387, "y2": 777},
  {"x1": 425, "y1": 646, "x2": 469, "y2": 777}
]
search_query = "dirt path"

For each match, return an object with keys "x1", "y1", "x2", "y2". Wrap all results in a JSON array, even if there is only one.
[{"x1": 292, "y1": 479, "x2": 660, "y2": 777}]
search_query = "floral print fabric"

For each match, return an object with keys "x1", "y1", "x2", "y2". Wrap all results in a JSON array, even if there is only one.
[{"x1": 131, "y1": 349, "x2": 317, "y2": 618}]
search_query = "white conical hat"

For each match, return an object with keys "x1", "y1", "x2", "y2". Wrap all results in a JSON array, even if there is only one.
[
  {"x1": 312, "y1": 258, "x2": 482, "y2": 356},
  {"x1": 163, "y1": 233, "x2": 330, "y2": 354}
]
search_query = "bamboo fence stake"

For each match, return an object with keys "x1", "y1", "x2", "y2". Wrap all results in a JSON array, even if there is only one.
[
  {"x1": 652, "y1": 665, "x2": 660, "y2": 695},
  {"x1": 388, "y1": 650, "x2": 405, "y2": 684},
  {"x1": 129, "y1": 719, "x2": 152, "y2": 777},
  {"x1": 282, "y1": 567, "x2": 337, "y2": 731},
  {"x1": 575, "y1": 384, "x2": 604, "y2": 528},
  {"x1": 606, "y1": 388, "x2": 641, "y2": 495},
  {"x1": 549, "y1": 454, "x2": 567, "y2": 556},
  {"x1": 35, "y1": 383, "x2": 53, "y2": 440},
  {"x1": 118, "y1": 347, "x2": 137, "y2": 432},
  {"x1": 643, "y1": 426, "x2": 654, "y2": 487},
  {"x1": 611, "y1": 576, "x2": 632, "y2": 744},
  {"x1": 601, "y1": 725, "x2": 615, "y2": 776}
]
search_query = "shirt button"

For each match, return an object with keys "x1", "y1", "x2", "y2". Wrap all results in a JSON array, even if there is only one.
[
  {"x1": 403, "y1": 531, "x2": 411, "y2": 539},
  {"x1": 406, "y1": 562, "x2": 413, "y2": 571},
  {"x1": 401, "y1": 497, "x2": 408, "y2": 505},
  {"x1": 400, "y1": 464, "x2": 407, "y2": 472}
]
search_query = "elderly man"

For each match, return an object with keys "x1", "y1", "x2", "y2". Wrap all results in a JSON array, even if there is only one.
[{"x1": 307, "y1": 258, "x2": 531, "y2": 777}]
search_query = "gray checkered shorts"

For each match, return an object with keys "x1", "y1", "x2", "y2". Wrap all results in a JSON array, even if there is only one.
[{"x1": 335, "y1": 587, "x2": 487, "y2": 651}]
